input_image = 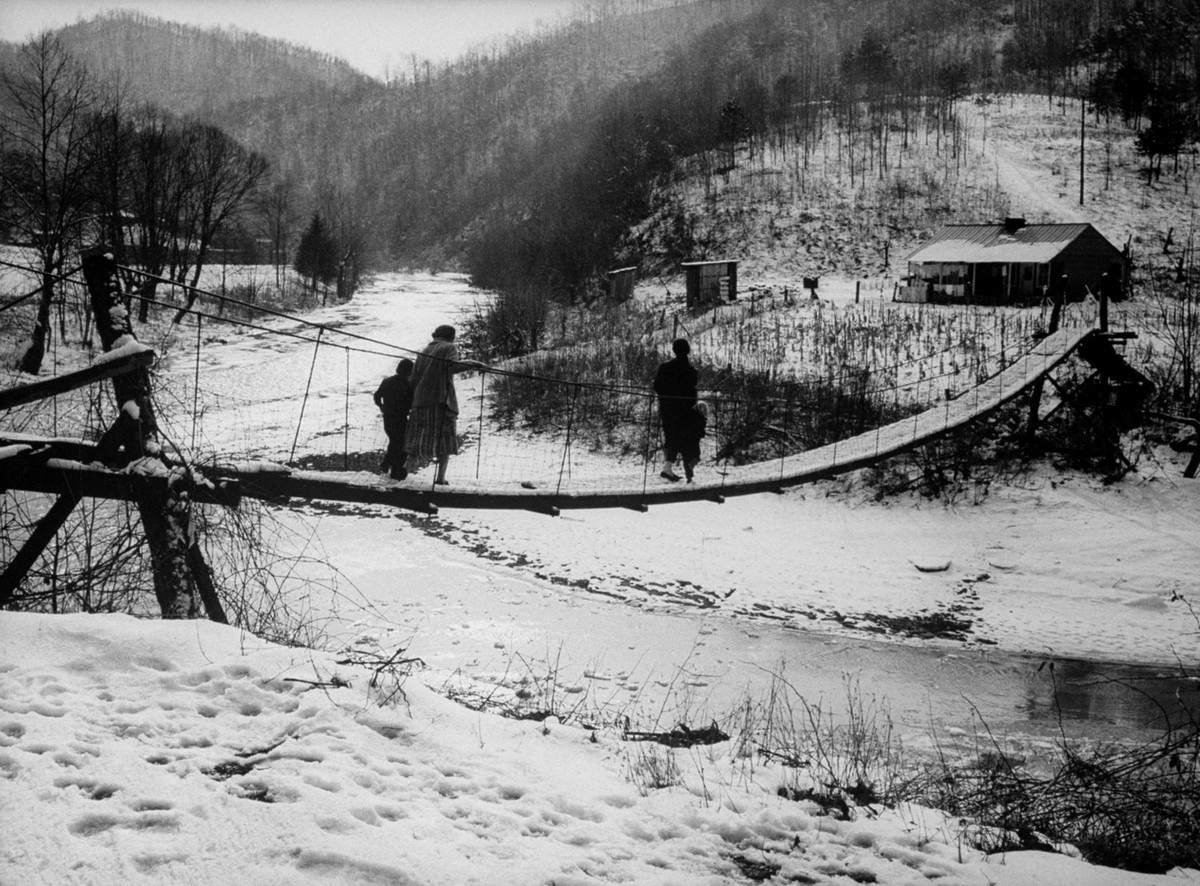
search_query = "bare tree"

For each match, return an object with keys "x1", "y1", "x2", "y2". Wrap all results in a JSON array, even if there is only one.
[
  {"x1": 113, "y1": 112, "x2": 268, "y2": 322},
  {"x1": 262, "y1": 174, "x2": 300, "y2": 289},
  {"x1": 124, "y1": 107, "x2": 190, "y2": 322},
  {"x1": 0, "y1": 34, "x2": 107, "y2": 375},
  {"x1": 171, "y1": 122, "x2": 269, "y2": 322}
]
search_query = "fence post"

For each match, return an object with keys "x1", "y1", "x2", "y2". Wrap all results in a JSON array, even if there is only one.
[
  {"x1": 779, "y1": 388, "x2": 791, "y2": 485},
  {"x1": 343, "y1": 347, "x2": 350, "y2": 470}
]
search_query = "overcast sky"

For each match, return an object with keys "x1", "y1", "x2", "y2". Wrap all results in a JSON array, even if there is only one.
[{"x1": 0, "y1": 0, "x2": 579, "y2": 79}]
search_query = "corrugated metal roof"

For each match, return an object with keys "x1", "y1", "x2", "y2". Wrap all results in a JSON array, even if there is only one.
[{"x1": 905, "y1": 223, "x2": 1095, "y2": 264}]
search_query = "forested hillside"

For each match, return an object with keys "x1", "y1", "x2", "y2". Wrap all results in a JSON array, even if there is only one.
[
  {"x1": 3, "y1": 0, "x2": 1198, "y2": 306},
  {"x1": 54, "y1": 10, "x2": 375, "y2": 112}
]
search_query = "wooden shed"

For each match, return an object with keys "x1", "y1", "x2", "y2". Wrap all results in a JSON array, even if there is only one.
[
  {"x1": 682, "y1": 259, "x2": 738, "y2": 308},
  {"x1": 901, "y1": 220, "x2": 1124, "y2": 305},
  {"x1": 606, "y1": 266, "x2": 637, "y2": 302}
]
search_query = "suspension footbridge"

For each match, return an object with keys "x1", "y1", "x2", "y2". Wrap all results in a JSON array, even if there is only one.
[{"x1": 2, "y1": 319, "x2": 1100, "y2": 516}]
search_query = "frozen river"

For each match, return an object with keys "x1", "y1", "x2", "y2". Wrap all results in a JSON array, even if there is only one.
[{"x1": 174, "y1": 271, "x2": 1199, "y2": 747}]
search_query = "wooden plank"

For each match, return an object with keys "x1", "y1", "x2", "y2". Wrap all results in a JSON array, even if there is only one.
[
  {"x1": 0, "y1": 460, "x2": 242, "y2": 508},
  {"x1": 0, "y1": 435, "x2": 102, "y2": 464},
  {"x1": 0, "y1": 348, "x2": 155, "y2": 410},
  {"x1": 187, "y1": 543, "x2": 228, "y2": 625},
  {"x1": 0, "y1": 433, "x2": 254, "y2": 495},
  {"x1": 0, "y1": 444, "x2": 35, "y2": 463}
]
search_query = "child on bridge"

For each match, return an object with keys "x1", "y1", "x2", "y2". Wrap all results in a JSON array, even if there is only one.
[{"x1": 374, "y1": 358, "x2": 414, "y2": 480}]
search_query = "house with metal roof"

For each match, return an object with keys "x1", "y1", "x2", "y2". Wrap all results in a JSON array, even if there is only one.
[{"x1": 900, "y1": 219, "x2": 1125, "y2": 305}]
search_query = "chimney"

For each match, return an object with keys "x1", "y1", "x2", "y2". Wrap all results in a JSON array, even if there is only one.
[{"x1": 1003, "y1": 216, "x2": 1026, "y2": 233}]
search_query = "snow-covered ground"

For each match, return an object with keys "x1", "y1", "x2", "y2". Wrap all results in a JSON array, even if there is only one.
[
  {"x1": 7, "y1": 610, "x2": 1193, "y2": 886},
  {"x1": 5, "y1": 268, "x2": 1197, "y2": 884}
]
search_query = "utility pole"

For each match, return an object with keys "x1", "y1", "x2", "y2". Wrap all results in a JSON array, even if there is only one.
[{"x1": 1079, "y1": 95, "x2": 1086, "y2": 206}]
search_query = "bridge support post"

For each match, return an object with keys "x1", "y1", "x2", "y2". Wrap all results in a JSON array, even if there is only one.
[
  {"x1": 83, "y1": 250, "x2": 207, "y2": 620},
  {"x1": 0, "y1": 485, "x2": 82, "y2": 608},
  {"x1": 1025, "y1": 380, "x2": 1045, "y2": 447}
]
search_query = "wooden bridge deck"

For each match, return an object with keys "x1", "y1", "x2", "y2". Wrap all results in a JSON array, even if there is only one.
[{"x1": 229, "y1": 326, "x2": 1095, "y2": 514}]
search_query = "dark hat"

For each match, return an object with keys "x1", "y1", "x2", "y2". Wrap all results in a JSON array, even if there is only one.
[
  {"x1": 396, "y1": 358, "x2": 413, "y2": 374},
  {"x1": 432, "y1": 324, "x2": 456, "y2": 341},
  {"x1": 672, "y1": 338, "x2": 690, "y2": 356}
]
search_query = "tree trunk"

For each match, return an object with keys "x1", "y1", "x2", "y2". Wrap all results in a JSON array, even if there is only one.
[
  {"x1": 137, "y1": 277, "x2": 161, "y2": 324},
  {"x1": 17, "y1": 273, "x2": 55, "y2": 375},
  {"x1": 136, "y1": 478, "x2": 200, "y2": 618}
]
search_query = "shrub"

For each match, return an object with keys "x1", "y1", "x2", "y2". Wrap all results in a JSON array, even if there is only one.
[
  {"x1": 706, "y1": 365, "x2": 919, "y2": 465},
  {"x1": 459, "y1": 284, "x2": 551, "y2": 361},
  {"x1": 920, "y1": 717, "x2": 1200, "y2": 873}
]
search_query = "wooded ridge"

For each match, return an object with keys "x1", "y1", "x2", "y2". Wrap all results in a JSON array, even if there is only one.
[{"x1": 2, "y1": 0, "x2": 1197, "y2": 303}]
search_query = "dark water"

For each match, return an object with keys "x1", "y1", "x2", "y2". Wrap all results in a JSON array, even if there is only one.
[
  {"x1": 751, "y1": 631, "x2": 1200, "y2": 743},
  {"x1": 1018, "y1": 655, "x2": 1199, "y2": 735}
]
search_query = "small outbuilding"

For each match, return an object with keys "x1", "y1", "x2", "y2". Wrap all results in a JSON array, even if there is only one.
[
  {"x1": 682, "y1": 259, "x2": 737, "y2": 308},
  {"x1": 606, "y1": 266, "x2": 637, "y2": 302},
  {"x1": 900, "y1": 219, "x2": 1125, "y2": 305}
]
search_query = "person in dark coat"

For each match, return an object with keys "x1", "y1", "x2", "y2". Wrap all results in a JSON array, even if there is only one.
[
  {"x1": 374, "y1": 358, "x2": 414, "y2": 480},
  {"x1": 403, "y1": 324, "x2": 482, "y2": 485},
  {"x1": 653, "y1": 338, "x2": 699, "y2": 482}
]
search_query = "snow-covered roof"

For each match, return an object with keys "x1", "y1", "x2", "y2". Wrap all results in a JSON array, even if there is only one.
[{"x1": 905, "y1": 222, "x2": 1105, "y2": 264}]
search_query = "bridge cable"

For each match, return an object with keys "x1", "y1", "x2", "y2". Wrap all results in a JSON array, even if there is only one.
[
  {"x1": 5, "y1": 256, "x2": 1064, "y2": 413},
  {"x1": 290, "y1": 326, "x2": 325, "y2": 466},
  {"x1": 14, "y1": 253, "x2": 1050, "y2": 418}
]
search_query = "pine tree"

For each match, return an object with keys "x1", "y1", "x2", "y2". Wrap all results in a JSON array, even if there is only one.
[{"x1": 294, "y1": 212, "x2": 338, "y2": 292}]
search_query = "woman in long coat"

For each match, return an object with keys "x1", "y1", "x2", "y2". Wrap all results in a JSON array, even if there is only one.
[
  {"x1": 403, "y1": 325, "x2": 478, "y2": 485},
  {"x1": 653, "y1": 338, "x2": 699, "y2": 482}
]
